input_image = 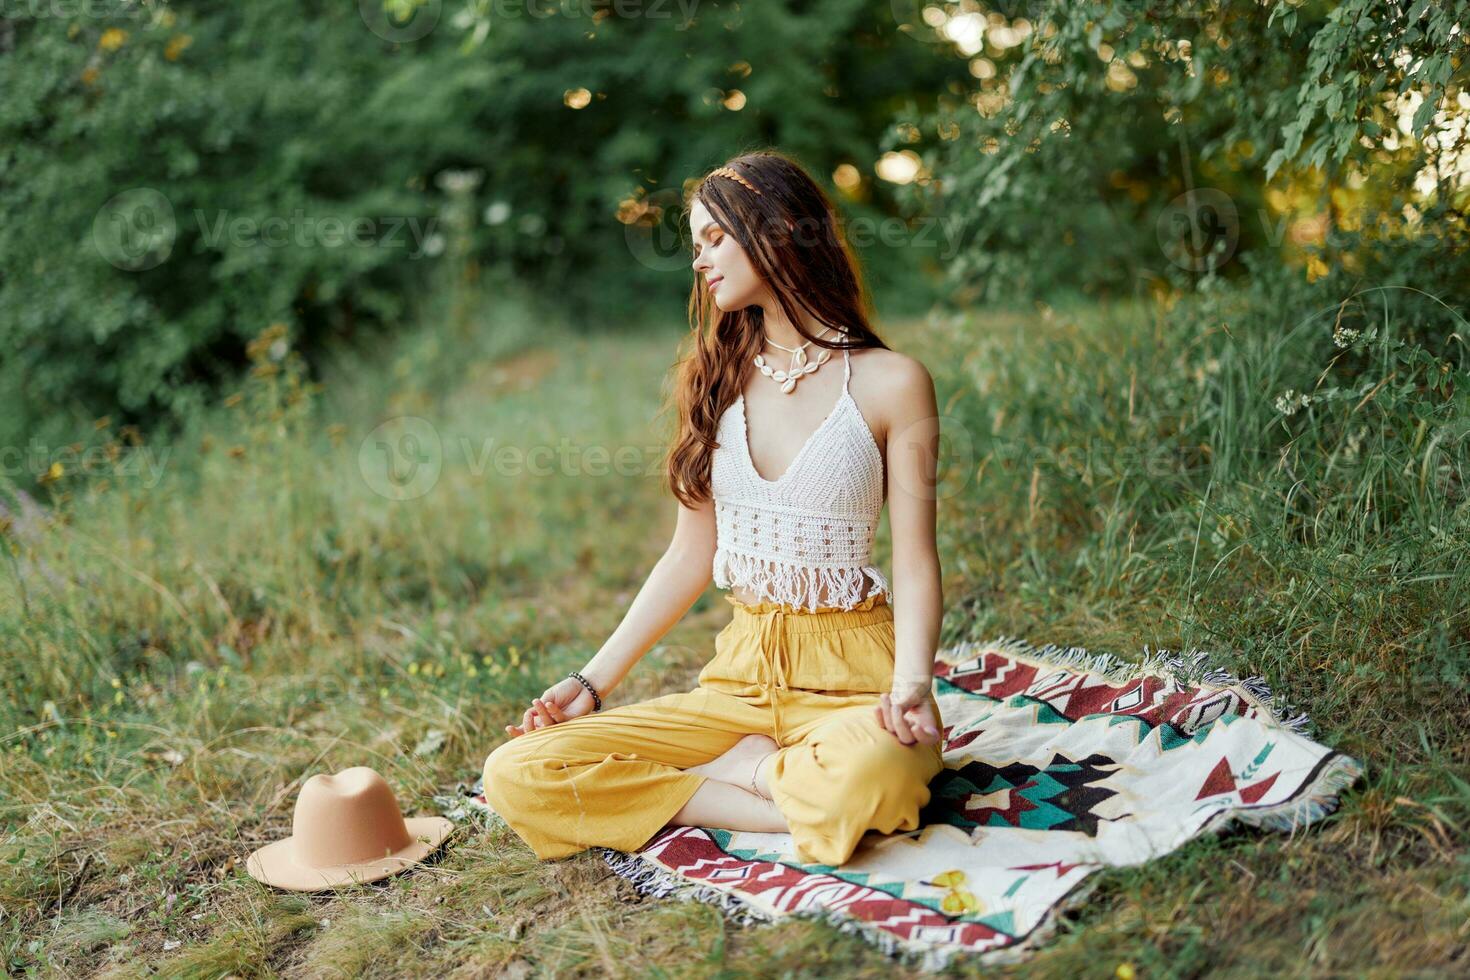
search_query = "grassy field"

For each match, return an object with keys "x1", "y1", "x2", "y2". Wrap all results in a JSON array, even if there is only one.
[{"x1": 2, "y1": 284, "x2": 1467, "y2": 977}]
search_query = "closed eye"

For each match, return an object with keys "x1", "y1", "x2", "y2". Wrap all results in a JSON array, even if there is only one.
[{"x1": 693, "y1": 224, "x2": 724, "y2": 257}]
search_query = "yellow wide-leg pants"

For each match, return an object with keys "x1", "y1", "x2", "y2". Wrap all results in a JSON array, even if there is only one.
[{"x1": 482, "y1": 591, "x2": 944, "y2": 867}]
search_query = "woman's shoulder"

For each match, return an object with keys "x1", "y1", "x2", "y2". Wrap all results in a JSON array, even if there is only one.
[
  {"x1": 849, "y1": 347, "x2": 935, "y2": 436},
  {"x1": 850, "y1": 346, "x2": 931, "y2": 387}
]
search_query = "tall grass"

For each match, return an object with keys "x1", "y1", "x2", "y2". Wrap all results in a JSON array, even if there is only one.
[{"x1": 2, "y1": 269, "x2": 1466, "y2": 974}]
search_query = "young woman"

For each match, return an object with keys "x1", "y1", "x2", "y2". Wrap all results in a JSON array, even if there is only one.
[{"x1": 482, "y1": 151, "x2": 946, "y2": 868}]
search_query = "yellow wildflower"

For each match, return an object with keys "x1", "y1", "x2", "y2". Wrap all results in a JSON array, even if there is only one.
[
  {"x1": 939, "y1": 889, "x2": 981, "y2": 914},
  {"x1": 165, "y1": 35, "x2": 193, "y2": 61},
  {"x1": 98, "y1": 28, "x2": 128, "y2": 52}
]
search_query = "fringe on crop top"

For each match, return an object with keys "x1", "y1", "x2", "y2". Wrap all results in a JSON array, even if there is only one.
[{"x1": 709, "y1": 346, "x2": 892, "y2": 612}]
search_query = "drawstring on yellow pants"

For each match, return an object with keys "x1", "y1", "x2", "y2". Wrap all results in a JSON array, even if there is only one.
[{"x1": 754, "y1": 605, "x2": 790, "y2": 744}]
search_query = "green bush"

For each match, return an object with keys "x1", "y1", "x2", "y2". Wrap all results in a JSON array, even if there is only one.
[{"x1": 1, "y1": 1, "x2": 956, "y2": 469}]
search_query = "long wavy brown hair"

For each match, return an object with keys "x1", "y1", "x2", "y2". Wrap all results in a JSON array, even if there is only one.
[{"x1": 661, "y1": 150, "x2": 891, "y2": 508}]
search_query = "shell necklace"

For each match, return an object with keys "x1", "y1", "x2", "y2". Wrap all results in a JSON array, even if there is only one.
[{"x1": 754, "y1": 326, "x2": 840, "y2": 394}]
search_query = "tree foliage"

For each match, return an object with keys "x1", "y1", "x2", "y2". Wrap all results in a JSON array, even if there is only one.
[
  {"x1": 893, "y1": 0, "x2": 1469, "y2": 303},
  {"x1": 0, "y1": 0, "x2": 954, "y2": 455}
]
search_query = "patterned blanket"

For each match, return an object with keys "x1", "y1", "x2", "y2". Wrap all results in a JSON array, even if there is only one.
[{"x1": 446, "y1": 635, "x2": 1363, "y2": 969}]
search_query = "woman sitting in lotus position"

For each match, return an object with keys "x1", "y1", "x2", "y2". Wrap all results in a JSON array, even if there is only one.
[{"x1": 483, "y1": 150, "x2": 946, "y2": 868}]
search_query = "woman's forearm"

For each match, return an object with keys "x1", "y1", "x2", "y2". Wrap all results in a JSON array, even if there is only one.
[
  {"x1": 892, "y1": 553, "x2": 943, "y2": 695},
  {"x1": 577, "y1": 546, "x2": 713, "y2": 698}
]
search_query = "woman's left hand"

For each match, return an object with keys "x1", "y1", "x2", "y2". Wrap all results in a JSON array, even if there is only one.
[{"x1": 875, "y1": 677, "x2": 941, "y2": 746}]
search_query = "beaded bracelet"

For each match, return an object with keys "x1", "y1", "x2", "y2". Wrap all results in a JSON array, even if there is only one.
[{"x1": 567, "y1": 670, "x2": 602, "y2": 712}]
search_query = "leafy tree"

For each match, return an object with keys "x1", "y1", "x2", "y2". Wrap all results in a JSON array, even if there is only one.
[
  {"x1": 0, "y1": 0, "x2": 957, "y2": 463},
  {"x1": 891, "y1": 0, "x2": 1468, "y2": 303}
]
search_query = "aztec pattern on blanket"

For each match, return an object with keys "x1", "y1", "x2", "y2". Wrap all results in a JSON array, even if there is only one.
[{"x1": 448, "y1": 635, "x2": 1364, "y2": 969}]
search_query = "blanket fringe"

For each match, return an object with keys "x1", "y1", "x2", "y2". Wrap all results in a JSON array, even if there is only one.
[{"x1": 942, "y1": 635, "x2": 1318, "y2": 737}]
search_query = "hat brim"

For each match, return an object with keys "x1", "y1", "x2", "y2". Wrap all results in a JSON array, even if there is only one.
[{"x1": 245, "y1": 816, "x2": 454, "y2": 892}]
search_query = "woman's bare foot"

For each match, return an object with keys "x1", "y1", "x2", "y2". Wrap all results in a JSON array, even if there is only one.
[{"x1": 686, "y1": 733, "x2": 778, "y2": 799}]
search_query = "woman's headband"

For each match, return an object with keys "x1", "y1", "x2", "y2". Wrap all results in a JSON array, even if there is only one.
[{"x1": 706, "y1": 166, "x2": 763, "y2": 196}]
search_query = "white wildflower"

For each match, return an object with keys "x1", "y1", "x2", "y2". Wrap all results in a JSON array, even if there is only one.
[
  {"x1": 1333, "y1": 323, "x2": 1378, "y2": 348},
  {"x1": 1273, "y1": 389, "x2": 1313, "y2": 416}
]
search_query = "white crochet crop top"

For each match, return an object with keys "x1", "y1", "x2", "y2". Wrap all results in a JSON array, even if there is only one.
[{"x1": 710, "y1": 346, "x2": 892, "y2": 612}]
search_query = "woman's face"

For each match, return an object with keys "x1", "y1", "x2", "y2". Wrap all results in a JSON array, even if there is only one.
[{"x1": 689, "y1": 197, "x2": 761, "y2": 311}]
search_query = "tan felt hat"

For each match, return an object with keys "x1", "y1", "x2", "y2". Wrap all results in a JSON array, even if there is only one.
[{"x1": 245, "y1": 766, "x2": 454, "y2": 891}]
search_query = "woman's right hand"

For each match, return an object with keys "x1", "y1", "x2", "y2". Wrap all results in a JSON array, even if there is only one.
[{"x1": 504, "y1": 675, "x2": 598, "y2": 737}]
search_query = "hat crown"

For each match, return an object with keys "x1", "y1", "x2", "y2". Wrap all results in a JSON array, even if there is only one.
[{"x1": 290, "y1": 767, "x2": 415, "y2": 868}]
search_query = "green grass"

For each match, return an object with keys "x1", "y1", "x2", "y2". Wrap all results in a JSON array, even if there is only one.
[{"x1": 2, "y1": 280, "x2": 1467, "y2": 976}]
